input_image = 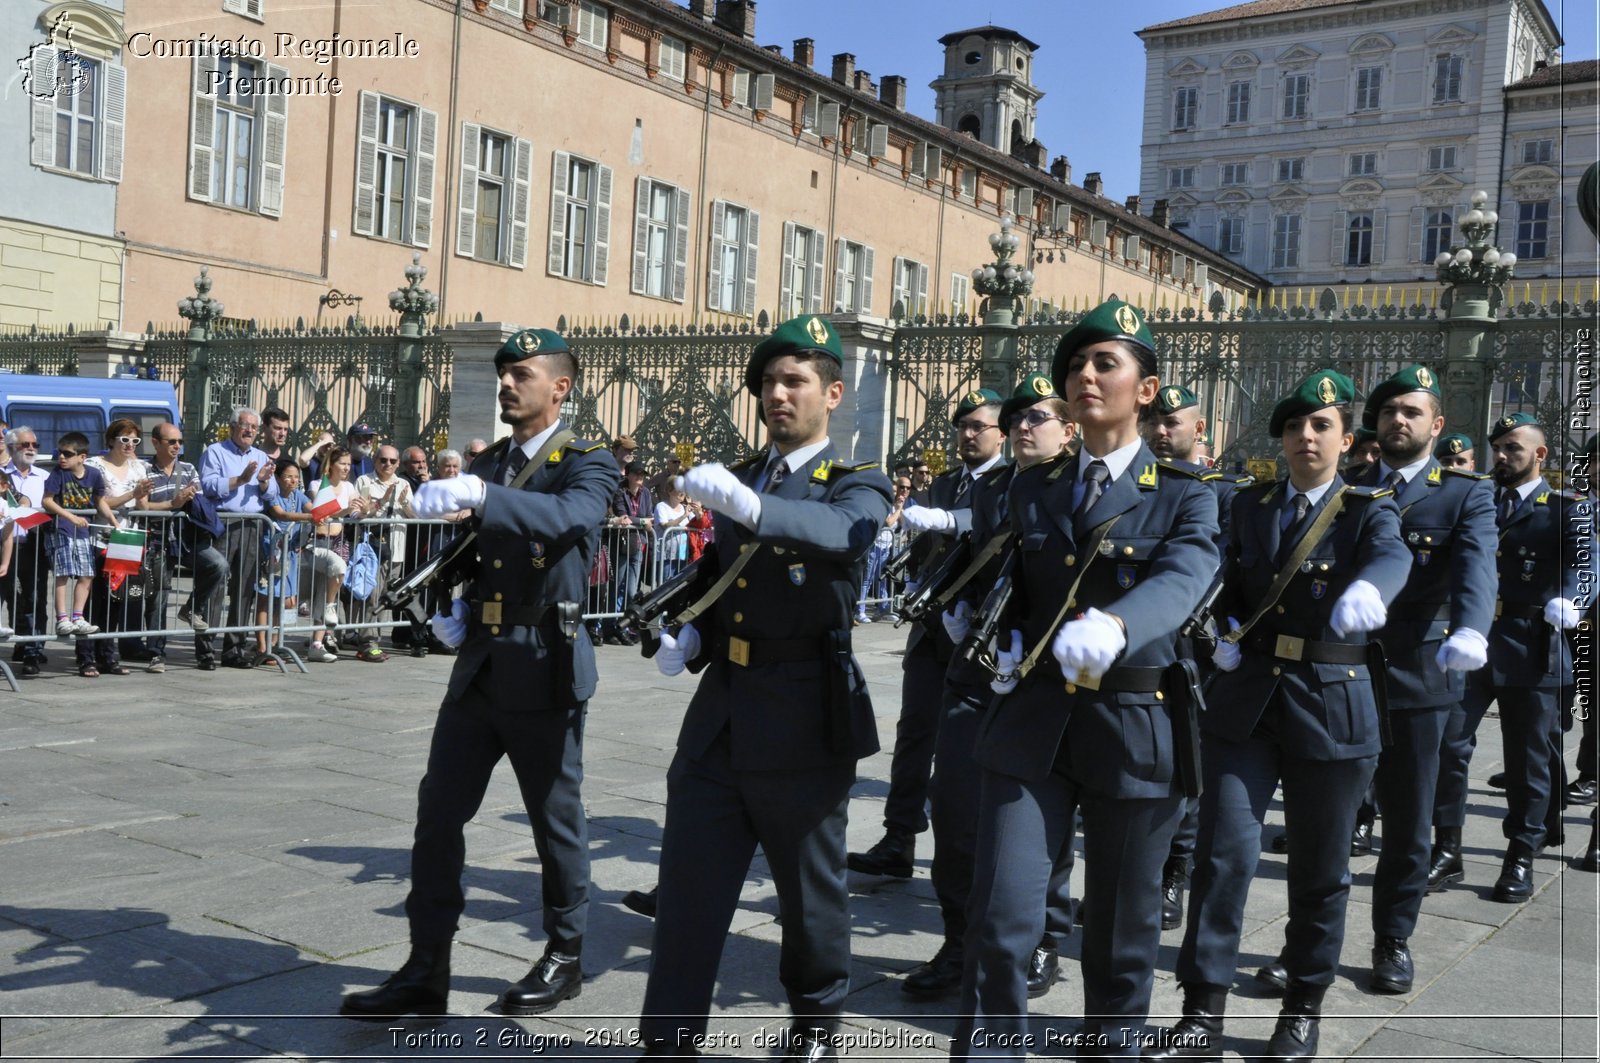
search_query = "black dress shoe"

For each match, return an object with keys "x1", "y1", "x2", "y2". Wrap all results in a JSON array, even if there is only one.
[
  {"x1": 197, "y1": 658, "x2": 218, "y2": 671},
  {"x1": 782, "y1": 1026, "x2": 838, "y2": 1062},
  {"x1": 1568, "y1": 778, "x2": 1599, "y2": 805},
  {"x1": 1026, "y1": 933, "x2": 1059, "y2": 998},
  {"x1": 1580, "y1": 816, "x2": 1599, "y2": 873},
  {"x1": 340, "y1": 943, "x2": 450, "y2": 1020},
  {"x1": 903, "y1": 939, "x2": 963, "y2": 999},
  {"x1": 847, "y1": 827, "x2": 914, "y2": 877},
  {"x1": 622, "y1": 886, "x2": 658, "y2": 919},
  {"x1": 20, "y1": 660, "x2": 41, "y2": 677},
  {"x1": 1487, "y1": 771, "x2": 1507, "y2": 790},
  {"x1": 1254, "y1": 957, "x2": 1288, "y2": 993},
  {"x1": 1269, "y1": 832, "x2": 1288, "y2": 853},
  {"x1": 1161, "y1": 858, "x2": 1188, "y2": 931},
  {"x1": 1144, "y1": 982, "x2": 1226, "y2": 1061},
  {"x1": 1491, "y1": 848, "x2": 1534, "y2": 903},
  {"x1": 499, "y1": 949, "x2": 583, "y2": 1015},
  {"x1": 1257, "y1": 982, "x2": 1324, "y2": 1063},
  {"x1": 1425, "y1": 828, "x2": 1464, "y2": 892},
  {"x1": 1370, "y1": 936, "x2": 1413, "y2": 994},
  {"x1": 1350, "y1": 820, "x2": 1374, "y2": 856}
]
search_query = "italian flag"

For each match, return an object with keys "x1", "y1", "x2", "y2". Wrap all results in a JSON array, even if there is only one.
[
  {"x1": 103, "y1": 527, "x2": 146, "y2": 592},
  {"x1": 9, "y1": 506, "x2": 51, "y2": 532},
  {"x1": 310, "y1": 484, "x2": 342, "y2": 522}
]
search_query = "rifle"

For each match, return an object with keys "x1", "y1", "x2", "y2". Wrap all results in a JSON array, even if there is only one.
[
  {"x1": 897, "y1": 534, "x2": 972, "y2": 626},
  {"x1": 622, "y1": 557, "x2": 708, "y2": 659},
  {"x1": 377, "y1": 522, "x2": 479, "y2": 614},
  {"x1": 956, "y1": 542, "x2": 1020, "y2": 668},
  {"x1": 1179, "y1": 566, "x2": 1228, "y2": 657}
]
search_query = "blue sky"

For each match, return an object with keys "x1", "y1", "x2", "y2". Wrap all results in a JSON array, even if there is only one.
[{"x1": 755, "y1": 0, "x2": 1599, "y2": 202}]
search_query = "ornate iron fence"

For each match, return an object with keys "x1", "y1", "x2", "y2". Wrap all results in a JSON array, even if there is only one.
[{"x1": 0, "y1": 324, "x2": 80, "y2": 376}]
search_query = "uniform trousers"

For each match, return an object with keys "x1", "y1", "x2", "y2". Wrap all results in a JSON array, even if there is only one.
[
  {"x1": 1371, "y1": 705, "x2": 1450, "y2": 939},
  {"x1": 883, "y1": 643, "x2": 947, "y2": 834},
  {"x1": 641, "y1": 730, "x2": 855, "y2": 1047},
  {"x1": 1178, "y1": 729, "x2": 1376, "y2": 988},
  {"x1": 955, "y1": 768, "x2": 1180, "y2": 1059},
  {"x1": 404, "y1": 664, "x2": 589, "y2": 948},
  {"x1": 1442, "y1": 677, "x2": 1562, "y2": 850}
]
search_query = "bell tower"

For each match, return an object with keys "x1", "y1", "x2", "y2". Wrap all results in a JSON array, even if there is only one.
[{"x1": 931, "y1": 25, "x2": 1043, "y2": 156}]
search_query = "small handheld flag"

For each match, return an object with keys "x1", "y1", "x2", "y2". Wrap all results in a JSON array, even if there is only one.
[{"x1": 103, "y1": 527, "x2": 147, "y2": 592}]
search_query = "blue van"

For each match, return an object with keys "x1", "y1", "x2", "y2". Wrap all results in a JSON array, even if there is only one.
[{"x1": 0, "y1": 373, "x2": 182, "y2": 461}]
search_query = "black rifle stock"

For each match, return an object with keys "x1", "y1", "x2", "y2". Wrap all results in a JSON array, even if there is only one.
[
  {"x1": 897, "y1": 534, "x2": 972, "y2": 626},
  {"x1": 622, "y1": 558, "x2": 707, "y2": 659},
  {"x1": 377, "y1": 523, "x2": 479, "y2": 613},
  {"x1": 957, "y1": 543, "x2": 1019, "y2": 666}
]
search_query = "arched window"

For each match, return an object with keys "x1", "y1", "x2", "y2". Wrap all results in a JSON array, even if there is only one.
[{"x1": 957, "y1": 113, "x2": 981, "y2": 139}]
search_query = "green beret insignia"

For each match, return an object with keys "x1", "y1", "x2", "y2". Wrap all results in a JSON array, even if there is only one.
[
  {"x1": 1000, "y1": 371, "x2": 1057, "y2": 432},
  {"x1": 745, "y1": 314, "x2": 845, "y2": 394},
  {"x1": 1155, "y1": 384, "x2": 1199, "y2": 415},
  {"x1": 1270, "y1": 368, "x2": 1355, "y2": 437},
  {"x1": 1050, "y1": 297, "x2": 1156, "y2": 395},
  {"x1": 494, "y1": 327, "x2": 568, "y2": 371},
  {"x1": 1488, "y1": 411, "x2": 1539, "y2": 442},
  {"x1": 1032, "y1": 376, "x2": 1053, "y2": 396}
]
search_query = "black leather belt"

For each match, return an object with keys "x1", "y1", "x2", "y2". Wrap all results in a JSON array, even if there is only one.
[
  {"x1": 1047, "y1": 659, "x2": 1165, "y2": 693},
  {"x1": 1495, "y1": 601, "x2": 1543, "y2": 620},
  {"x1": 1245, "y1": 630, "x2": 1367, "y2": 665},
  {"x1": 1387, "y1": 602, "x2": 1452, "y2": 622},
  {"x1": 714, "y1": 634, "x2": 829, "y2": 668},
  {"x1": 471, "y1": 601, "x2": 551, "y2": 627}
]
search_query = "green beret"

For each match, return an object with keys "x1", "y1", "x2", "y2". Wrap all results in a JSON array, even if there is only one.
[
  {"x1": 1361, "y1": 364, "x2": 1442, "y2": 429},
  {"x1": 1051, "y1": 298, "x2": 1155, "y2": 394},
  {"x1": 745, "y1": 314, "x2": 843, "y2": 394},
  {"x1": 1153, "y1": 383, "x2": 1199, "y2": 415},
  {"x1": 493, "y1": 327, "x2": 568, "y2": 371},
  {"x1": 952, "y1": 388, "x2": 1004, "y2": 424},
  {"x1": 1434, "y1": 433, "x2": 1474, "y2": 458},
  {"x1": 1353, "y1": 426, "x2": 1378, "y2": 446},
  {"x1": 1269, "y1": 368, "x2": 1356, "y2": 437},
  {"x1": 1000, "y1": 372, "x2": 1056, "y2": 432},
  {"x1": 1488, "y1": 411, "x2": 1540, "y2": 443}
]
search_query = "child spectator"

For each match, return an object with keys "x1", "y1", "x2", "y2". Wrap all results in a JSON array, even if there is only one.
[
  {"x1": 653, "y1": 480, "x2": 691, "y2": 581},
  {"x1": 41, "y1": 432, "x2": 114, "y2": 672},
  {"x1": 304, "y1": 447, "x2": 366, "y2": 661},
  {"x1": 261, "y1": 460, "x2": 312, "y2": 663}
]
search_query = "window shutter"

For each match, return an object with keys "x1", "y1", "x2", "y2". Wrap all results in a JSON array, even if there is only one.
[
  {"x1": 671, "y1": 187, "x2": 690, "y2": 302},
  {"x1": 456, "y1": 123, "x2": 481, "y2": 258},
  {"x1": 256, "y1": 63, "x2": 287, "y2": 213},
  {"x1": 1091, "y1": 219, "x2": 1107, "y2": 247},
  {"x1": 807, "y1": 228, "x2": 825, "y2": 312},
  {"x1": 801, "y1": 94, "x2": 818, "y2": 131},
  {"x1": 818, "y1": 102, "x2": 840, "y2": 138},
  {"x1": 779, "y1": 220, "x2": 796, "y2": 313},
  {"x1": 630, "y1": 176, "x2": 651, "y2": 294},
  {"x1": 861, "y1": 245, "x2": 874, "y2": 314},
  {"x1": 1124, "y1": 235, "x2": 1141, "y2": 261},
  {"x1": 1372, "y1": 207, "x2": 1387, "y2": 265},
  {"x1": 1173, "y1": 253, "x2": 1188, "y2": 281},
  {"x1": 925, "y1": 145, "x2": 943, "y2": 181},
  {"x1": 869, "y1": 123, "x2": 888, "y2": 160},
  {"x1": 707, "y1": 201, "x2": 726, "y2": 310},
  {"x1": 101, "y1": 62, "x2": 127, "y2": 184},
  {"x1": 1015, "y1": 187, "x2": 1034, "y2": 220},
  {"x1": 741, "y1": 209, "x2": 759, "y2": 316},
  {"x1": 833, "y1": 238, "x2": 847, "y2": 310},
  {"x1": 189, "y1": 52, "x2": 220, "y2": 202},
  {"x1": 29, "y1": 45, "x2": 58, "y2": 168},
  {"x1": 547, "y1": 150, "x2": 570, "y2": 275},
  {"x1": 1409, "y1": 206, "x2": 1424, "y2": 262},
  {"x1": 752, "y1": 73, "x2": 775, "y2": 112},
  {"x1": 1331, "y1": 209, "x2": 1347, "y2": 263},
  {"x1": 352, "y1": 91, "x2": 379, "y2": 234},
  {"x1": 915, "y1": 262, "x2": 929, "y2": 316},
  {"x1": 732, "y1": 68, "x2": 749, "y2": 106},
  {"x1": 1054, "y1": 203, "x2": 1072, "y2": 232},
  {"x1": 410, "y1": 106, "x2": 438, "y2": 247},
  {"x1": 592, "y1": 162, "x2": 613, "y2": 285},
  {"x1": 508, "y1": 136, "x2": 532, "y2": 268},
  {"x1": 911, "y1": 141, "x2": 926, "y2": 178},
  {"x1": 1194, "y1": 264, "x2": 1209, "y2": 289},
  {"x1": 892, "y1": 256, "x2": 906, "y2": 309}
]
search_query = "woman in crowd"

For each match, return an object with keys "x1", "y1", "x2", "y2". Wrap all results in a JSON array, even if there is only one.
[
  {"x1": 652, "y1": 480, "x2": 691, "y2": 581},
  {"x1": 305, "y1": 447, "x2": 366, "y2": 662},
  {"x1": 84, "y1": 419, "x2": 153, "y2": 676}
]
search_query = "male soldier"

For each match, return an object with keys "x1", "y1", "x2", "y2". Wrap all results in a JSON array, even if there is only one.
[
  {"x1": 1432, "y1": 413, "x2": 1585, "y2": 901},
  {"x1": 1435, "y1": 432, "x2": 1477, "y2": 472},
  {"x1": 849, "y1": 388, "x2": 1005, "y2": 880},
  {"x1": 1348, "y1": 425, "x2": 1382, "y2": 470},
  {"x1": 340, "y1": 328, "x2": 618, "y2": 1019},
  {"x1": 636, "y1": 315, "x2": 891, "y2": 1060},
  {"x1": 1349, "y1": 366, "x2": 1496, "y2": 991}
]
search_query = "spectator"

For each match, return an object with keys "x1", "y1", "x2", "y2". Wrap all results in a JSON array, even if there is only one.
[
  {"x1": 434, "y1": 448, "x2": 462, "y2": 480},
  {"x1": 192, "y1": 406, "x2": 275, "y2": 671},
  {"x1": 464, "y1": 438, "x2": 489, "y2": 463},
  {"x1": 653, "y1": 480, "x2": 691, "y2": 581},
  {"x1": 610, "y1": 434, "x2": 637, "y2": 470},
  {"x1": 304, "y1": 446, "x2": 366, "y2": 662},
  {"x1": 2, "y1": 427, "x2": 50, "y2": 676},
  {"x1": 0, "y1": 418, "x2": 10, "y2": 468},
  {"x1": 348, "y1": 444, "x2": 415, "y2": 663},
  {"x1": 84, "y1": 419, "x2": 153, "y2": 676},
  {"x1": 299, "y1": 429, "x2": 337, "y2": 470},
  {"x1": 400, "y1": 446, "x2": 432, "y2": 488},
  {"x1": 0, "y1": 467, "x2": 14, "y2": 640},
  {"x1": 309, "y1": 421, "x2": 379, "y2": 482},
  {"x1": 128, "y1": 422, "x2": 199, "y2": 673},
  {"x1": 605, "y1": 460, "x2": 652, "y2": 644},
  {"x1": 858, "y1": 475, "x2": 911, "y2": 623},
  {"x1": 910, "y1": 459, "x2": 934, "y2": 505},
  {"x1": 260, "y1": 407, "x2": 292, "y2": 463},
  {"x1": 646, "y1": 454, "x2": 683, "y2": 499},
  {"x1": 41, "y1": 431, "x2": 113, "y2": 676},
  {"x1": 684, "y1": 497, "x2": 712, "y2": 563},
  {"x1": 261, "y1": 459, "x2": 312, "y2": 664}
]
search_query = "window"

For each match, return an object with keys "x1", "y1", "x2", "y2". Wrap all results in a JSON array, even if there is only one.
[
  {"x1": 30, "y1": 46, "x2": 125, "y2": 183},
  {"x1": 709, "y1": 201, "x2": 760, "y2": 315},
  {"x1": 1226, "y1": 80, "x2": 1251, "y2": 124},
  {"x1": 222, "y1": 0, "x2": 264, "y2": 17},
  {"x1": 1426, "y1": 145, "x2": 1457, "y2": 172},
  {"x1": 488, "y1": 0, "x2": 523, "y2": 12},
  {"x1": 1276, "y1": 157, "x2": 1304, "y2": 182},
  {"x1": 1515, "y1": 201, "x2": 1549, "y2": 259},
  {"x1": 1349, "y1": 152, "x2": 1377, "y2": 177},
  {"x1": 1282, "y1": 73, "x2": 1310, "y2": 119},
  {"x1": 779, "y1": 222, "x2": 825, "y2": 316},
  {"x1": 631, "y1": 177, "x2": 690, "y2": 301},
  {"x1": 1522, "y1": 139, "x2": 1554, "y2": 165},
  {"x1": 833, "y1": 238, "x2": 874, "y2": 313},
  {"x1": 1219, "y1": 216, "x2": 1244, "y2": 255},
  {"x1": 354, "y1": 92, "x2": 437, "y2": 245},
  {"x1": 1433, "y1": 54, "x2": 1463, "y2": 102},
  {"x1": 1220, "y1": 162, "x2": 1249, "y2": 186},
  {"x1": 1169, "y1": 166, "x2": 1195, "y2": 190},
  {"x1": 949, "y1": 272, "x2": 970, "y2": 314},
  {"x1": 659, "y1": 35, "x2": 686, "y2": 82},
  {"x1": 576, "y1": 0, "x2": 608, "y2": 49},
  {"x1": 892, "y1": 256, "x2": 930, "y2": 318},
  {"x1": 1173, "y1": 86, "x2": 1198, "y2": 130},
  {"x1": 1354, "y1": 67, "x2": 1381, "y2": 111},
  {"x1": 1423, "y1": 208, "x2": 1453, "y2": 261},
  {"x1": 959, "y1": 168, "x2": 977, "y2": 202},
  {"x1": 1345, "y1": 212, "x2": 1374, "y2": 266},
  {"x1": 547, "y1": 151, "x2": 613, "y2": 283},
  {"x1": 188, "y1": 50, "x2": 287, "y2": 214},
  {"x1": 456, "y1": 125, "x2": 531, "y2": 266},
  {"x1": 1271, "y1": 213, "x2": 1301, "y2": 269}
]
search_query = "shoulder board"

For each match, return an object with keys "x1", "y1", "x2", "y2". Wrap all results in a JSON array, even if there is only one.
[
  {"x1": 485, "y1": 438, "x2": 513, "y2": 458},
  {"x1": 1044, "y1": 453, "x2": 1077, "y2": 481},
  {"x1": 812, "y1": 459, "x2": 879, "y2": 484},
  {"x1": 1534, "y1": 490, "x2": 1551, "y2": 505},
  {"x1": 564, "y1": 439, "x2": 605, "y2": 454},
  {"x1": 1154, "y1": 458, "x2": 1216, "y2": 481},
  {"x1": 1439, "y1": 466, "x2": 1490, "y2": 480},
  {"x1": 1343, "y1": 485, "x2": 1391, "y2": 500},
  {"x1": 1227, "y1": 473, "x2": 1256, "y2": 488},
  {"x1": 729, "y1": 453, "x2": 765, "y2": 472},
  {"x1": 936, "y1": 467, "x2": 963, "y2": 483}
]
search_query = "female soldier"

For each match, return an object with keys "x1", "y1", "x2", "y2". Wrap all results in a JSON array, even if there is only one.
[
  {"x1": 1153, "y1": 369, "x2": 1411, "y2": 1063},
  {"x1": 952, "y1": 299, "x2": 1219, "y2": 1059}
]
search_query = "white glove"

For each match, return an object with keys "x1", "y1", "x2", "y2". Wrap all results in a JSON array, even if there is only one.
[
  {"x1": 990, "y1": 630, "x2": 1024, "y2": 694},
  {"x1": 681, "y1": 463, "x2": 761, "y2": 530},
  {"x1": 655, "y1": 623, "x2": 701, "y2": 677},
  {"x1": 901, "y1": 506, "x2": 956, "y2": 534},
  {"x1": 1051, "y1": 607, "x2": 1127, "y2": 682},
  {"x1": 1331, "y1": 579, "x2": 1387, "y2": 637},
  {"x1": 1435, "y1": 628, "x2": 1488, "y2": 672},
  {"x1": 941, "y1": 601, "x2": 973, "y2": 643},
  {"x1": 1212, "y1": 617, "x2": 1242, "y2": 672},
  {"x1": 414, "y1": 474, "x2": 486, "y2": 518},
  {"x1": 1546, "y1": 597, "x2": 1581, "y2": 630},
  {"x1": 429, "y1": 598, "x2": 469, "y2": 648}
]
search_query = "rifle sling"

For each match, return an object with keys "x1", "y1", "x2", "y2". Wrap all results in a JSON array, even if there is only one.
[
  {"x1": 1016, "y1": 514, "x2": 1122, "y2": 680},
  {"x1": 508, "y1": 430, "x2": 575, "y2": 490},
  {"x1": 672, "y1": 542, "x2": 763, "y2": 626},
  {"x1": 934, "y1": 529, "x2": 1014, "y2": 609},
  {"x1": 1222, "y1": 485, "x2": 1348, "y2": 644}
]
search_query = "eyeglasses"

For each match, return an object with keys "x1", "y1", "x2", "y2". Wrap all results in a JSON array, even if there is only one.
[
  {"x1": 955, "y1": 420, "x2": 1000, "y2": 435},
  {"x1": 377, "y1": 457, "x2": 400, "y2": 464},
  {"x1": 1014, "y1": 410, "x2": 1065, "y2": 430},
  {"x1": 58, "y1": 449, "x2": 83, "y2": 458},
  {"x1": 115, "y1": 436, "x2": 142, "y2": 446},
  {"x1": 15, "y1": 442, "x2": 39, "y2": 449},
  {"x1": 155, "y1": 437, "x2": 182, "y2": 445},
  {"x1": 236, "y1": 423, "x2": 259, "y2": 432}
]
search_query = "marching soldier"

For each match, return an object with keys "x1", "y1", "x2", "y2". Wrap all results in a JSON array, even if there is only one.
[
  {"x1": 849, "y1": 388, "x2": 1005, "y2": 880},
  {"x1": 1431, "y1": 413, "x2": 1585, "y2": 901},
  {"x1": 953, "y1": 300, "x2": 1219, "y2": 1059},
  {"x1": 1435, "y1": 432, "x2": 1478, "y2": 472},
  {"x1": 341, "y1": 329, "x2": 619, "y2": 1020},
  {"x1": 1154, "y1": 369, "x2": 1410, "y2": 1062},
  {"x1": 636, "y1": 315, "x2": 892, "y2": 1060}
]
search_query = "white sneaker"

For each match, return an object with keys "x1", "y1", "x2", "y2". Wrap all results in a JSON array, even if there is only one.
[
  {"x1": 57, "y1": 618, "x2": 76, "y2": 637},
  {"x1": 73, "y1": 618, "x2": 99, "y2": 636},
  {"x1": 309, "y1": 642, "x2": 337, "y2": 663},
  {"x1": 323, "y1": 604, "x2": 340, "y2": 626},
  {"x1": 0, "y1": 625, "x2": 14, "y2": 640}
]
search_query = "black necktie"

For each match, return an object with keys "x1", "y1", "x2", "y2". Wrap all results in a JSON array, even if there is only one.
[
  {"x1": 500, "y1": 446, "x2": 529, "y2": 487},
  {"x1": 763, "y1": 457, "x2": 787, "y2": 494},
  {"x1": 954, "y1": 473, "x2": 972, "y2": 505},
  {"x1": 1278, "y1": 492, "x2": 1311, "y2": 564},
  {"x1": 1498, "y1": 488, "x2": 1517, "y2": 528},
  {"x1": 1383, "y1": 469, "x2": 1404, "y2": 493},
  {"x1": 1077, "y1": 460, "x2": 1109, "y2": 520}
]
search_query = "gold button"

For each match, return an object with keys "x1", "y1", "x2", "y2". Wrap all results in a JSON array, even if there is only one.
[
  {"x1": 1319, "y1": 563, "x2": 1329, "y2": 571},
  {"x1": 1123, "y1": 546, "x2": 1134, "y2": 556},
  {"x1": 1067, "y1": 598, "x2": 1076, "y2": 609},
  {"x1": 476, "y1": 554, "x2": 483, "y2": 563},
  {"x1": 1276, "y1": 605, "x2": 1286, "y2": 614},
  {"x1": 1348, "y1": 670, "x2": 1357, "y2": 678},
  {"x1": 491, "y1": 625, "x2": 501, "y2": 635},
  {"x1": 1272, "y1": 666, "x2": 1282, "y2": 676},
  {"x1": 736, "y1": 578, "x2": 748, "y2": 589},
  {"x1": 733, "y1": 612, "x2": 744, "y2": 623},
  {"x1": 1065, "y1": 682, "x2": 1077, "y2": 694},
  {"x1": 774, "y1": 546, "x2": 786, "y2": 556},
  {"x1": 1155, "y1": 691, "x2": 1165, "y2": 701},
  {"x1": 741, "y1": 544, "x2": 751, "y2": 554},
  {"x1": 493, "y1": 559, "x2": 503, "y2": 569},
  {"x1": 1495, "y1": 550, "x2": 1502, "y2": 557},
  {"x1": 1424, "y1": 535, "x2": 1434, "y2": 544},
  {"x1": 1065, "y1": 554, "x2": 1076, "y2": 566},
  {"x1": 494, "y1": 592, "x2": 503, "y2": 601}
]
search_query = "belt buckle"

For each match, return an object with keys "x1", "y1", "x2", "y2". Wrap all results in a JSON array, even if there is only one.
[
  {"x1": 728, "y1": 636, "x2": 750, "y2": 667},
  {"x1": 481, "y1": 602, "x2": 502, "y2": 625},
  {"x1": 1075, "y1": 669, "x2": 1101, "y2": 692},
  {"x1": 1275, "y1": 634, "x2": 1305, "y2": 661},
  {"x1": 1494, "y1": 600, "x2": 1503, "y2": 620}
]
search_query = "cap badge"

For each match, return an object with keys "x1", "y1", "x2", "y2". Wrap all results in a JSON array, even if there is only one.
[
  {"x1": 517, "y1": 332, "x2": 540, "y2": 353},
  {"x1": 1165, "y1": 387, "x2": 1182, "y2": 408},
  {"x1": 1032, "y1": 376, "x2": 1053, "y2": 396},
  {"x1": 1115, "y1": 304, "x2": 1140, "y2": 335},
  {"x1": 1317, "y1": 376, "x2": 1337, "y2": 404},
  {"x1": 1449, "y1": 438, "x2": 1463, "y2": 453},
  {"x1": 806, "y1": 316, "x2": 830, "y2": 345},
  {"x1": 1416, "y1": 366, "x2": 1433, "y2": 389}
]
